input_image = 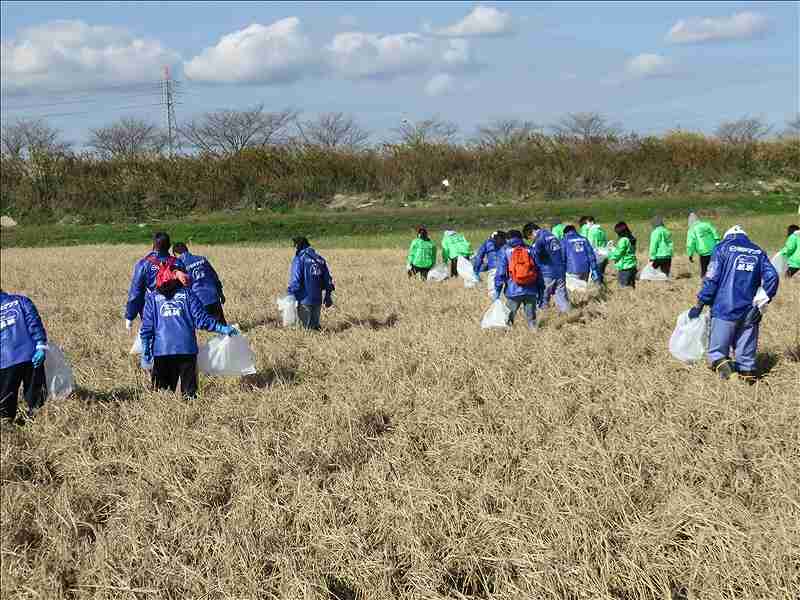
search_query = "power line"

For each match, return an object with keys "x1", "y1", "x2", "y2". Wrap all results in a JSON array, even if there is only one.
[
  {"x1": 1, "y1": 92, "x2": 167, "y2": 112},
  {"x1": 1, "y1": 103, "x2": 174, "y2": 121}
]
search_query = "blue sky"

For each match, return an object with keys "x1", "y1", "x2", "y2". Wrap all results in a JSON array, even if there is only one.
[{"x1": 1, "y1": 1, "x2": 797, "y2": 146}]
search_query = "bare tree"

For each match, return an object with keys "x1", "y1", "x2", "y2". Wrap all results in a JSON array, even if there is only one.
[
  {"x1": 179, "y1": 105, "x2": 297, "y2": 156},
  {"x1": 715, "y1": 116, "x2": 772, "y2": 144},
  {"x1": 475, "y1": 118, "x2": 541, "y2": 148},
  {"x1": 0, "y1": 118, "x2": 71, "y2": 159},
  {"x1": 393, "y1": 116, "x2": 459, "y2": 145},
  {"x1": 295, "y1": 112, "x2": 370, "y2": 150},
  {"x1": 551, "y1": 112, "x2": 622, "y2": 141},
  {"x1": 782, "y1": 115, "x2": 800, "y2": 139},
  {"x1": 87, "y1": 117, "x2": 167, "y2": 159}
]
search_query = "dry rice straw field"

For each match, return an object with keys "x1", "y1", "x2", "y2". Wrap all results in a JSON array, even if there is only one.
[{"x1": 1, "y1": 243, "x2": 799, "y2": 600}]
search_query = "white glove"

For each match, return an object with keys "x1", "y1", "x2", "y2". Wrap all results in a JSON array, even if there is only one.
[
  {"x1": 125, "y1": 319, "x2": 133, "y2": 333},
  {"x1": 406, "y1": 264, "x2": 412, "y2": 272}
]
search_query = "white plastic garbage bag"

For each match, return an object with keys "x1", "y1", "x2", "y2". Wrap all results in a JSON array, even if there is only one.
[
  {"x1": 639, "y1": 262, "x2": 669, "y2": 281},
  {"x1": 198, "y1": 328, "x2": 257, "y2": 377},
  {"x1": 753, "y1": 287, "x2": 770, "y2": 313},
  {"x1": 771, "y1": 252, "x2": 788, "y2": 277},
  {"x1": 427, "y1": 263, "x2": 449, "y2": 282},
  {"x1": 566, "y1": 273, "x2": 589, "y2": 293},
  {"x1": 594, "y1": 247, "x2": 609, "y2": 263},
  {"x1": 486, "y1": 269, "x2": 497, "y2": 298},
  {"x1": 130, "y1": 333, "x2": 143, "y2": 355},
  {"x1": 44, "y1": 344, "x2": 74, "y2": 399},
  {"x1": 457, "y1": 256, "x2": 479, "y2": 288},
  {"x1": 481, "y1": 299, "x2": 511, "y2": 329},
  {"x1": 277, "y1": 295, "x2": 298, "y2": 327},
  {"x1": 669, "y1": 310, "x2": 710, "y2": 364}
]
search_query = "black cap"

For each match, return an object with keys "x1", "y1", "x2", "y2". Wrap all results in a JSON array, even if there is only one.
[{"x1": 292, "y1": 236, "x2": 310, "y2": 250}]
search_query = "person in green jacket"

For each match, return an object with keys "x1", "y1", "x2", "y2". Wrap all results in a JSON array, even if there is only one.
[
  {"x1": 584, "y1": 216, "x2": 609, "y2": 276},
  {"x1": 441, "y1": 230, "x2": 472, "y2": 277},
  {"x1": 578, "y1": 216, "x2": 591, "y2": 238},
  {"x1": 551, "y1": 219, "x2": 566, "y2": 240},
  {"x1": 686, "y1": 211, "x2": 721, "y2": 278},
  {"x1": 649, "y1": 216, "x2": 674, "y2": 276},
  {"x1": 407, "y1": 226, "x2": 436, "y2": 280},
  {"x1": 780, "y1": 224, "x2": 800, "y2": 278},
  {"x1": 608, "y1": 221, "x2": 638, "y2": 288}
]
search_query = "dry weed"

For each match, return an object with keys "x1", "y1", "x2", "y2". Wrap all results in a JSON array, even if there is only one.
[{"x1": 1, "y1": 245, "x2": 798, "y2": 599}]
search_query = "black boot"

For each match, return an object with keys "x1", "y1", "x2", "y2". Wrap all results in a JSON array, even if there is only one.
[
  {"x1": 736, "y1": 370, "x2": 758, "y2": 385},
  {"x1": 711, "y1": 358, "x2": 734, "y2": 380}
]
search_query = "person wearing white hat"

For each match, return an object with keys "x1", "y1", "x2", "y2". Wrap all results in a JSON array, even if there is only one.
[{"x1": 687, "y1": 225, "x2": 779, "y2": 382}]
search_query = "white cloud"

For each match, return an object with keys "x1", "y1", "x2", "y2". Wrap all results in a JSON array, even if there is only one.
[
  {"x1": 625, "y1": 53, "x2": 675, "y2": 79},
  {"x1": 326, "y1": 32, "x2": 475, "y2": 80},
  {"x1": 428, "y1": 5, "x2": 514, "y2": 37},
  {"x1": 666, "y1": 11, "x2": 770, "y2": 44},
  {"x1": 184, "y1": 17, "x2": 316, "y2": 84},
  {"x1": 1, "y1": 20, "x2": 179, "y2": 95},
  {"x1": 424, "y1": 73, "x2": 455, "y2": 96}
]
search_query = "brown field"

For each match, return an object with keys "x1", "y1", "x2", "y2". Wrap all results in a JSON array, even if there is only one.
[{"x1": 1, "y1": 243, "x2": 799, "y2": 599}]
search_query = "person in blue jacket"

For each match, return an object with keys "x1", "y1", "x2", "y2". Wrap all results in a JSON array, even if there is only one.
[
  {"x1": 687, "y1": 225, "x2": 779, "y2": 382},
  {"x1": 523, "y1": 222, "x2": 572, "y2": 313},
  {"x1": 140, "y1": 270, "x2": 238, "y2": 399},
  {"x1": 288, "y1": 236, "x2": 335, "y2": 331},
  {"x1": 473, "y1": 231, "x2": 506, "y2": 276},
  {"x1": 493, "y1": 230, "x2": 539, "y2": 329},
  {"x1": 172, "y1": 242, "x2": 226, "y2": 325},
  {"x1": 561, "y1": 225, "x2": 601, "y2": 282},
  {"x1": 0, "y1": 290, "x2": 48, "y2": 422},
  {"x1": 125, "y1": 232, "x2": 186, "y2": 333}
]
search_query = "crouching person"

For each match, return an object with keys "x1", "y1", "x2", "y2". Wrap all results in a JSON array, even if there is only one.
[
  {"x1": 172, "y1": 242, "x2": 227, "y2": 324},
  {"x1": 562, "y1": 225, "x2": 601, "y2": 283},
  {"x1": 139, "y1": 267, "x2": 238, "y2": 399},
  {"x1": 494, "y1": 230, "x2": 539, "y2": 329},
  {"x1": 687, "y1": 225, "x2": 779, "y2": 382},
  {"x1": 289, "y1": 236, "x2": 335, "y2": 331},
  {"x1": 0, "y1": 290, "x2": 48, "y2": 422}
]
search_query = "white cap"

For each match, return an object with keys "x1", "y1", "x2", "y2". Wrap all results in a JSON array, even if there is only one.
[{"x1": 724, "y1": 225, "x2": 746, "y2": 238}]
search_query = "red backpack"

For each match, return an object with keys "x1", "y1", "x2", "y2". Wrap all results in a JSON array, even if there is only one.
[
  {"x1": 146, "y1": 255, "x2": 190, "y2": 293},
  {"x1": 508, "y1": 246, "x2": 538, "y2": 286}
]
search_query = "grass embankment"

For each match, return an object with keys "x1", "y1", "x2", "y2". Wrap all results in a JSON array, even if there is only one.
[{"x1": 2, "y1": 193, "x2": 797, "y2": 249}]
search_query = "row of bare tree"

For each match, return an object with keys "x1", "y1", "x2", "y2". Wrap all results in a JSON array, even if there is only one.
[{"x1": 2, "y1": 109, "x2": 798, "y2": 160}]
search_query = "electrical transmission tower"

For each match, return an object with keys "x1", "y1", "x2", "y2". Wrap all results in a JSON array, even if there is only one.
[{"x1": 161, "y1": 66, "x2": 178, "y2": 155}]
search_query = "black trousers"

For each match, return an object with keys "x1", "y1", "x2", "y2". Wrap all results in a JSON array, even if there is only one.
[
  {"x1": 152, "y1": 354, "x2": 198, "y2": 399},
  {"x1": 204, "y1": 302, "x2": 227, "y2": 325},
  {"x1": 651, "y1": 257, "x2": 672, "y2": 276},
  {"x1": 408, "y1": 265, "x2": 430, "y2": 280},
  {"x1": 788, "y1": 267, "x2": 799, "y2": 278},
  {"x1": 0, "y1": 362, "x2": 46, "y2": 420},
  {"x1": 449, "y1": 258, "x2": 459, "y2": 277},
  {"x1": 700, "y1": 254, "x2": 711, "y2": 278}
]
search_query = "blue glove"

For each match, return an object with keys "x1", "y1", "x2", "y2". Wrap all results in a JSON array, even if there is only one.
[
  {"x1": 215, "y1": 324, "x2": 239, "y2": 336},
  {"x1": 324, "y1": 293, "x2": 333, "y2": 308},
  {"x1": 590, "y1": 269, "x2": 600, "y2": 282},
  {"x1": 688, "y1": 304, "x2": 704, "y2": 320},
  {"x1": 140, "y1": 353, "x2": 153, "y2": 370},
  {"x1": 31, "y1": 349, "x2": 46, "y2": 368},
  {"x1": 742, "y1": 306, "x2": 762, "y2": 328}
]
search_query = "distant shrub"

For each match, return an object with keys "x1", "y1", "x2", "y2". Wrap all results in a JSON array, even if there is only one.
[{"x1": 1, "y1": 134, "x2": 798, "y2": 223}]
